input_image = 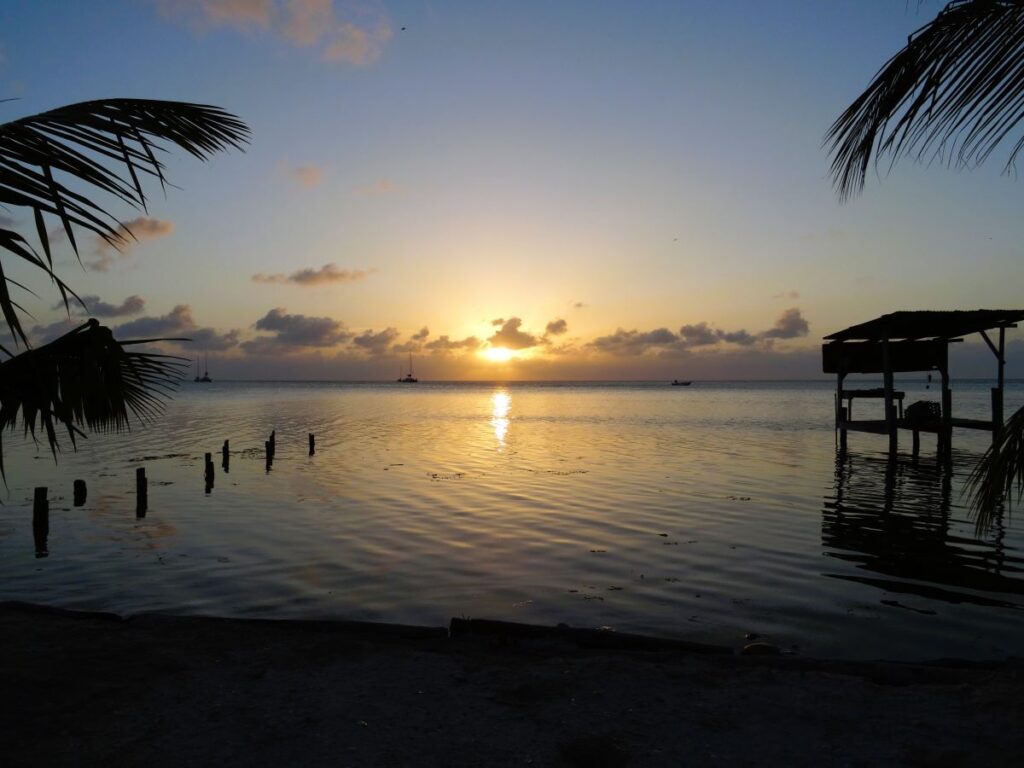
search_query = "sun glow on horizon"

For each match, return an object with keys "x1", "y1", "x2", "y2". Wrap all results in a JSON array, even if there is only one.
[{"x1": 481, "y1": 346, "x2": 517, "y2": 363}]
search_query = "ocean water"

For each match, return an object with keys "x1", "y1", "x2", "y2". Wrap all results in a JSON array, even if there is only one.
[{"x1": 0, "y1": 379, "x2": 1021, "y2": 661}]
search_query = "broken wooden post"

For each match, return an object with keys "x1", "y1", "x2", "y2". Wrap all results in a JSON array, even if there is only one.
[
  {"x1": 265, "y1": 440, "x2": 273, "y2": 471},
  {"x1": 222, "y1": 440, "x2": 230, "y2": 471},
  {"x1": 73, "y1": 479, "x2": 87, "y2": 506},
  {"x1": 136, "y1": 467, "x2": 148, "y2": 517},
  {"x1": 33, "y1": 487, "x2": 48, "y2": 557},
  {"x1": 205, "y1": 452, "x2": 215, "y2": 492},
  {"x1": 308, "y1": 433, "x2": 315, "y2": 456},
  {"x1": 882, "y1": 338, "x2": 897, "y2": 455},
  {"x1": 269, "y1": 430, "x2": 276, "y2": 458}
]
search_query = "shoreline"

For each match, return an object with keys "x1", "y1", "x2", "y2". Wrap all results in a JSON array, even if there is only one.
[{"x1": 2, "y1": 602, "x2": 1021, "y2": 766}]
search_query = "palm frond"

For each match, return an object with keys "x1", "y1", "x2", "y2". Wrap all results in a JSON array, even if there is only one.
[
  {"x1": 0, "y1": 98, "x2": 249, "y2": 341},
  {"x1": 965, "y1": 404, "x2": 1024, "y2": 530},
  {"x1": 0, "y1": 320, "x2": 188, "y2": 479},
  {"x1": 827, "y1": 0, "x2": 1024, "y2": 201}
]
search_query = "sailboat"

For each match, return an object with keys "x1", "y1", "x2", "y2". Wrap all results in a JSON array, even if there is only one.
[
  {"x1": 397, "y1": 352, "x2": 418, "y2": 383},
  {"x1": 195, "y1": 353, "x2": 212, "y2": 383}
]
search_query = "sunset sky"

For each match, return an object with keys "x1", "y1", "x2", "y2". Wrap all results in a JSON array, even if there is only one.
[{"x1": 2, "y1": 1, "x2": 1023, "y2": 379}]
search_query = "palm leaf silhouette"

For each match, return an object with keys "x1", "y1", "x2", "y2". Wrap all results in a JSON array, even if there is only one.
[
  {"x1": 0, "y1": 98, "x2": 248, "y2": 467},
  {"x1": 827, "y1": 0, "x2": 1024, "y2": 201},
  {"x1": 0, "y1": 320, "x2": 187, "y2": 479}
]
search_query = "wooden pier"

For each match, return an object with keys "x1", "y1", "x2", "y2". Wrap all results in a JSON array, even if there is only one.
[{"x1": 822, "y1": 310, "x2": 1024, "y2": 456}]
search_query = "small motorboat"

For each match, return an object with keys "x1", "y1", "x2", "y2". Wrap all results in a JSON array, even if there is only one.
[{"x1": 671, "y1": 380, "x2": 692, "y2": 386}]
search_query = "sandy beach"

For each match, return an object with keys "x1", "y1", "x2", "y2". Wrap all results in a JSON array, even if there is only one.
[{"x1": 2, "y1": 602, "x2": 1021, "y2": 767}]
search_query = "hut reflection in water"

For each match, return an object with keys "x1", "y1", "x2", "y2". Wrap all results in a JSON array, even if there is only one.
[{"x1": 822, "y1": 451, "x2": 1024, "y2": 608}]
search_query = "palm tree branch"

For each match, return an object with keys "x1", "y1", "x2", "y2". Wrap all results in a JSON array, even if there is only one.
[
  {"x1": 827, "y1": 0, "x2": 1024, "y2": 200},
  {"x1": 0, "y1": 99, "x2": 248, "y2": 337},
  {"x1": 0, "y1": 320, "x2": 189, "y2": 480}
]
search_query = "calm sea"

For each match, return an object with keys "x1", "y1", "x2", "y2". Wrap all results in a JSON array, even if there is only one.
[{"x1": 0, "y1": 379, "x2": 1021, "y2": 660}]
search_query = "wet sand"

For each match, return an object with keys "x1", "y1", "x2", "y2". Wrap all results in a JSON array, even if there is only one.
[{"x1": 2, "y1": 602, "x2": 1022, "y2": 767}]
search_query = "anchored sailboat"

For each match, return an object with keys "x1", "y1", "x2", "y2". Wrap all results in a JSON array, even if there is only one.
[
  {"x1": 397, "y1": 352, "x2": 418, "y2": 383},
  {"x1": 195, "y1": 353, "x2": 212, "y2": 383}
]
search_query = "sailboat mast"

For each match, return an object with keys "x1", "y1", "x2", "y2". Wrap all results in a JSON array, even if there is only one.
[{"x1": 408, "y1": 351, "x2": 413, "y2": 376}]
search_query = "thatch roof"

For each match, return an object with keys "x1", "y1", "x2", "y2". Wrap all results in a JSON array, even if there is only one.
[{"x1": 824, "y1": 310, "x2": 1024, "y2": 342}]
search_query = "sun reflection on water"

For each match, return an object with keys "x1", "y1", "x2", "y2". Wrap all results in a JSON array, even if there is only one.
[{"x1": 491, "y1": 389, "x2": 510, "y2": 447}]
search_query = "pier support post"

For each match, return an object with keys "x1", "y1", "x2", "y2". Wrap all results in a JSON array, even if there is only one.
[
  {"x1": 265, "y1": 440, "x2": 273, "y2": 472},
  {"x1": 136, "y1": 467, "x2": 148, "y2": 517},
  {"x1": 204, "y1": 452, "x2": 214, "y2": 492},
  {"x1": 882, "y1": 339, "x2": 897, "y2": 455},
  {"x1": 309, "y1": 433, "x2": 315, "y2": 456},
  {"x1": 73, "y1": 479, "x2": 87, "y2": 506},
  {"x1": 222, "y1": 440, "x2": 230, "y2": 472},
  {"x1": 33, "y1": 487, "x2": 48, "y2": 558}
]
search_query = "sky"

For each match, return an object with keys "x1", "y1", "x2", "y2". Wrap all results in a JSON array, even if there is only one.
[{"x1": 1, "y1": 0, "x2": 1023, "y2": 380}]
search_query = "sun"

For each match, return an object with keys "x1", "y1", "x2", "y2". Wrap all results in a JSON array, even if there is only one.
[{"x1": 481, "y1": 346, "x2": 516, "y2": 363}]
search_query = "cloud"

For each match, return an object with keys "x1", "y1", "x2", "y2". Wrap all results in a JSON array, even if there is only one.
[
  {"x1": 158, "y1": 0, "x2": 392, "y2": 66},
  {"x1": 761, "y1": 307, "x2": 809, "y2": 340},
  {"x1": 572, "y1": 302, "x2": 586, "y2": 309},
  {"x1": 545, "y1": 318, "x2": 568, "y2": 336},
  {"x1": 772, "y1": 290, "x2": 800, "y2": 301},
  {"x1": 88, "y1": 216, "x2": 173, "y2": 271},
  {"x1": 357, "y1": 179, "x2": 400, "y2": 197},
  {"x1": 352, "y1": 327, "x2": 399, "y2": 354},
  {"x1": 285, "y1": 164, "x2": 325, "y2": 188},
  {"x1": 53, "y1": 294, "x2": 145, "y2": 318},
  {"x1": 411, "y1": 326, "x2": 430, "y2": 341},
  {"x1": 242, "y1": 307, "x2": 350, "y2": 352},
  {"x1": 678, "y1": 322, "x2": 718, "y2": 347},
  {"x1": 114, "y1": 303, "x2": 239, "y2": 349},
  {"x1": 252, "y1": 263, "x2": 374, "y2": 286},
  {"x1": 591, "y1": 309, "x2": 811, "y2": 357},
  {"x1": 115, "y1": 304, "x2": 195, "y2": 337},
  {"x1": 161, "y1": 0, "x2": 274, "y2": 30},
  {"x1": 424, "y1": 335, "x2": 481, "y2": 352},
  {"x1": 488, "y1": 317, "x2": 541, "y2": 350},
  {"x1": 322, "y1": 18, "x2": 392, "y2": 65},
  {"x1": 590, "y1": 327, "x2": 678, "y2": 355}
]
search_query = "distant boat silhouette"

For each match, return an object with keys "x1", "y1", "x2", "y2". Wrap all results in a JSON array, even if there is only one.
[
  {"x1": 195, "y1": 353, "x2": 212, "y2": 383},
  {"x1": 671, "y1": 379, "x2": 691, "y2": 386},
  {"x1": 397, "y1": 352, "x2": 418, "y2": 383}
]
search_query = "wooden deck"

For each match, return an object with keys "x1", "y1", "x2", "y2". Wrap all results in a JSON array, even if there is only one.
[{"x1": 842, "y1": 418, "x2": 993, "y2": 435}]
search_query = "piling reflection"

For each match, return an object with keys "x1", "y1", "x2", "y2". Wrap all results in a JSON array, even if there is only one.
[
  {"x1": 491, "y1": 389, "x2": 510, "y2": 447},
  {"x1": 822, "y1": 451, "x2": 1024, "y2": 606}
]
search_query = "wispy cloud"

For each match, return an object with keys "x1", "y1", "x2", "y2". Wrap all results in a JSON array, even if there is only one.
[
  {"x1": 772, "y1": 289, "x2": 800, "y2": 301},
  {"x1": 252, "y1": 263, "x2": 374, "y2": 286},
  {"x1": 157, "y1": 0, "x2": 392, "y2": 66},
  {"x1": 88, "y1": 216, "x2": 173, "y2": 272},
  {"x1": 284, "y1": 163, "x2": 325, "y2": 188},
  {"x1": 357, "y1": 179, "x2": 400, "y2": 197}
]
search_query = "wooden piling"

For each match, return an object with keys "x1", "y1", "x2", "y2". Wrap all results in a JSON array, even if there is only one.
[
  {"x1": 73, "y1": 479, "x2": 87, "y2": 506},
  {"x1": 309, "y1": 433, "x2": 315, "y2": 456},
  {"x1": 912, "y1": 430, "x2": 920, "y2": 457},
  {"x1": 205, "y1": 452, "x2": 215, "y2": 491},
  {"x1": 136, "y1": 467, "x2": 148, "y2": 516},
  {"x1": 222, "y1": 440, "x2": 230, "y2": 470},
  {"x1": 265, "y1": 440, "x2": 273, "y2": 471},
  {"x1": 33, "y1": 487, "x2": 48, "y2": 557}
]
